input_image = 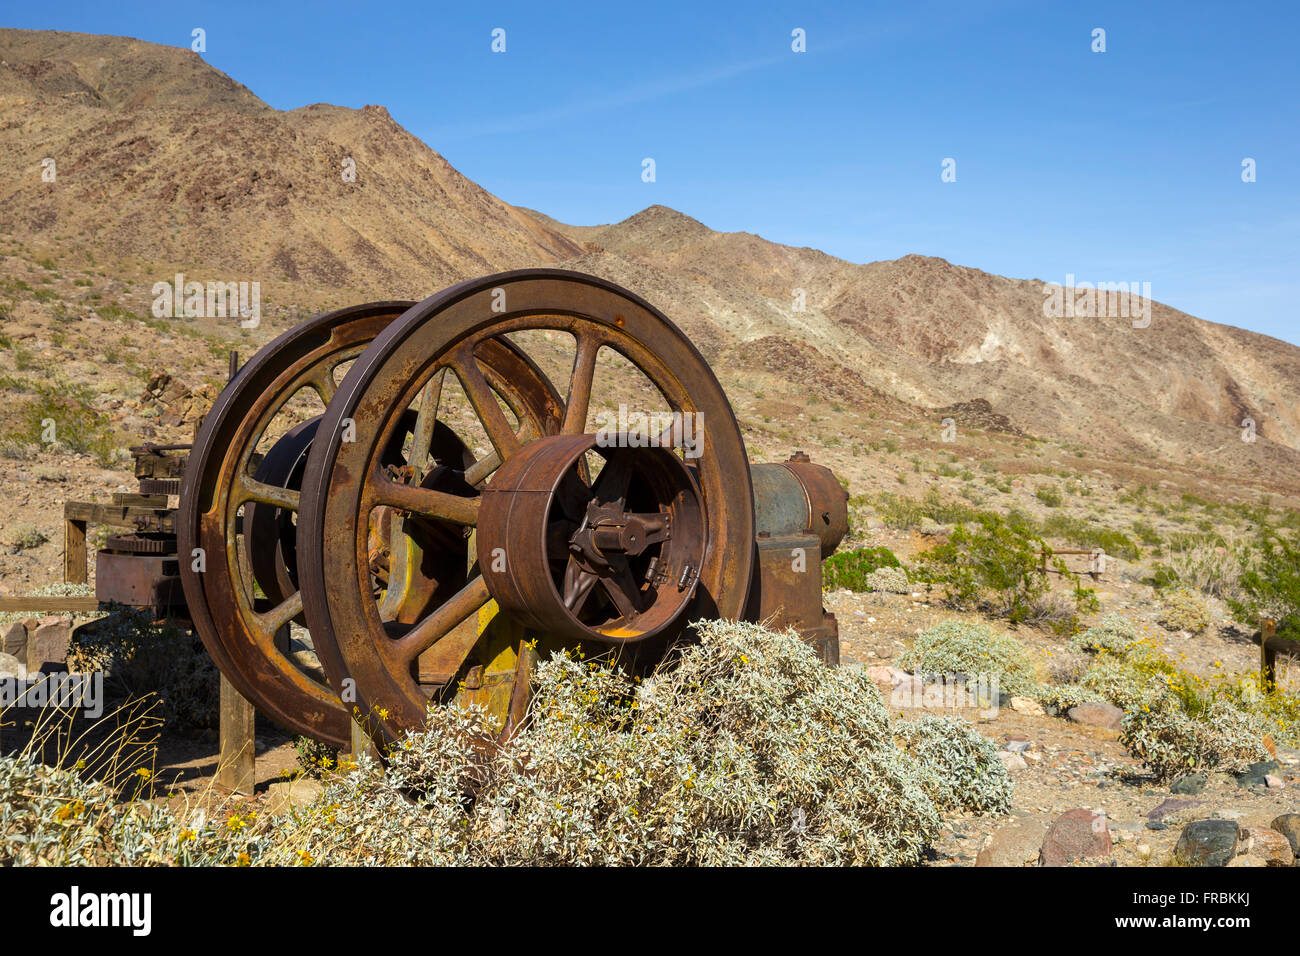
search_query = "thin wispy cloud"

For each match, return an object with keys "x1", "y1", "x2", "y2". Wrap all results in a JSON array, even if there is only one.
[{"x1": 434, "y1": 52, "x2": 793, "y2": 143}]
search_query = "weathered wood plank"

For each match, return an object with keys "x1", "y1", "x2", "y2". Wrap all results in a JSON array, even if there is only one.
[
  {"x1": 217, "y1": 674, "x2": 256, "y2": 795},
  {"x1": 0, "y1": 596, "x2": 99, "y2": 613}
]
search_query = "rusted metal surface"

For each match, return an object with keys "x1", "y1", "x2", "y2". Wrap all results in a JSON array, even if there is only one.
[
  {"x1": 65, "y1": 269, "x2": 853, "y2": 754},
  {"x1": 479, "y1": 433, "x2": 706, "y2": 645},
  {"x1": 179, "y1": 301, "x2": 415, "y2": 747},
  {"x1": 95, "y1": 551, "x2": 184, "y2": 616},
  {"x1": 298, "y1": 270, "x2": 756, "y2": 747},
  {"x1": 178, "y1": 300, "x2": 568, "y2": 747},
  {"x1": 752, "y1": 452, "x2": 848, "y2": 555}
]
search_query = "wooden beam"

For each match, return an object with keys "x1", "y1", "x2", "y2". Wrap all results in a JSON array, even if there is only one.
[
  {"x1": 111, "y1": 493, "x2": 171, "y2": 508},
  {"x1": 63, "y1": 500, "x2": 175, "y2": 533},
  {"x1": 0, "y1": 596, "x2": 99, "y2": 613}
]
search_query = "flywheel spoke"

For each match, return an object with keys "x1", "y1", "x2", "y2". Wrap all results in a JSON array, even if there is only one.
[
  {"x1": 408, "y1": 369, "x2": 445, "y2": 484},
  {"x1": 392, "y1": 575, "x2": 491, "y2": 663},
  {"x1": 563, "y1": 335, "x2": 600, "y2": 435},
  {"x1": 601, "y1": 561, "x2": 642, "y2": 619},
  {"x1": 257, "y1": 590, "x2": 304, "y2": 638},
  {"x1": 234, "y1": 472, "x2": 301, "y2": 511},
  {"x1": 451, "y1": 346, "x2": 522, "y2": 462},
  {"x1": 365, "y1": 466, "x2": 479, "y2": 526}
]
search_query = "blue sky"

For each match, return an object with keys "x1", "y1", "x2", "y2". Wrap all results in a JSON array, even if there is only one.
[{"x1": 8, "y1": 1, "x2": 1299, "y2": 343}]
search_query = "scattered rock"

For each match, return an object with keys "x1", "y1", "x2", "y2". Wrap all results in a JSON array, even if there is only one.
[
  {"x1": 1174, "y1": 819, "x2": 1240, "y2": 867},
  {"x1": 1067, "y1": 701, "x2": 1124, "y2": 730},
  {"x1": 1270, "y1": 814, "x2": 1300, "y2": 859},
  {"x1": 1264, "y1": 774, "x2": 1285, "y2": 789},
  {"x1": 1010, "y1": 696, "x2": 1045, "y2": 716},
  {"x1": 1227, "y1": 855, "x2": 1264, "y2": 867},
  {"x1": 998, "y1": 751, "x2": 1028, "y2": 773},
  {"x1": 1147, "y1": 798, "x2": 1204, "y2": 824},
  {"x1": 1234, "y1": 760, "x2": 1280, "y2": 789},
  {"x1": 28, "y1": 616, "x2": 72, "y2": 671},
  {"x1": 1238, "y1": 827, "x2": 1294, "y2": 866},
  {"x1": 976, "y1": 816, "x2": 1049, "y2": 867},
  {"x1": 1040, "y1": 808, "x2": 1112, "y2": 867},
  {"x1": 2, "y1": 620, "x2": 26, "y2": 658},
  {"x1": 263, "y1": 777, "x2": 324, "y2": 815},
  {"x1": 1005, "y1": 739, "x2": 1032, "y2": 754},
  {"x1": 1170, "y1": 772, "x2": 1207, "y2": 796},
  {"x1": 0, "y1": 651, "x2": 27, "y2": 680}
]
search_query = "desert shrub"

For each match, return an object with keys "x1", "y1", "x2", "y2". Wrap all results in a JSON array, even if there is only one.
[
  {"x1": 865, "y1": 565, "x2": 910, "y2": 593},
  {"x1": 7, "y1": 524, "x2": 48, "y2": 552},
  {"x1": 67, "y1": 608, "x2": 218, "y2": 731},
  {"x1": 6, "y1": 381, "x2": 117, "y2": 465},
  {"x1": 1023, "y1": 588, "x2": 1088, "y2": 634},
  {"x1": 1040, "y1": 514, "x2": 1141, "y2": 561},
  {"x1": 872, "y1": 493, "x2": 925, "y2": 529},
  {"x1": 1034, "y1": 484, "x2": 1062, "y2": 507},
  {"x1": 894, "y1": 714, "x2": 1013, "y2": 814},
  {"x1": 916, "y1": 514, "x2": 1051, "y2": 623},
  {"x1": 1229, "y1": 530, "x2": 1300, "y2": 643},
  {"x1": 1121, "y1": 693, "x2": 1269, "y2": 780},
  {"x1": 1153, "y1": 534, "x2": 1251, "y2": 600},
  {"x1": 0, "y1": 437, "x2": 38, "y2": 461},
  {"x1": 470, "y1": 621, "x2": 944, "y2": 865},
  {"x1": 6, "y1": 621, "x2": 988, "y2": 866},
  {"x1": 1069, "y1": 613, "x2": 1139, "y2": 654},
  {"x1": 899, "y1": 620, "x2": 1040, "y2": 697},
  {"x1": 822, "y1": 546, "x2": 900, "y2": 591},
  {"x1": 1037, "y1": 683, "x2": 1104, "y2": 711},
  {"x1": 1158, "y1": 587, "x2": 1213, "y2": 633},
  {"x1": 1131, "y1": 519, "x2": 1161, "y2": 546},
  {"x1": 1080, "y1": 659, "x2": 1150, "y2": 711}
]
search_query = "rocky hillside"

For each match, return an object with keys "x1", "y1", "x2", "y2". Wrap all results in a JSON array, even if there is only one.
[
  {"x1": 0, "y1": 29, "x2": 583, "y2": 296},
  {"x1": 2, "y1": 27, "x2": 1299, "y2": 483}
]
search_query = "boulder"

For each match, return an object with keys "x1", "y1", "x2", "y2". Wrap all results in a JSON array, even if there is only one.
[
  {"x1": 1234, "y1": 760, "x2": 1280, "y2": 789},
  {"x1": 2, "y1": 620, "x2": 26, "y2": 658},
  {"x1": 27, "y1": 617, "x2": 72, "y2": 671},
  {"x1": 998, "y1": 751, "x2": 1028, "y2": 773},
  {"x1": 1269, "y1": 814, "x2": 1300, "y2": 859},
  {"x1": 1174, "y1": 819, "x2": 1239, "y2": 866},
  {"x1": 1039, "y1": 808, "x2": 1112, "y2": 867},
  {"x1": 1238, "y1": 827, "x2": 1294, "y2": 866},
  {"x1": 0, "y1": 651, "x2": 26, "y2": 680},
  {"x1": 1010, "y1": 696, "x2": 1045, "y2": 716},
  {"x1": 1170, "y1": 772, "x2": 1207, "y2": 796},
  {"x1": 976, "y1": 816, "x2": 1049, "y2": 867},
  {"x1": 1067, "y1": 701, "x2": 1124, "y2": 730}
]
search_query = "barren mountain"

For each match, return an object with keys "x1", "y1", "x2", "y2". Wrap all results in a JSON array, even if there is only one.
[
  {"x1": 0, "y1": 29, "x2": 582, "y2": 295},
  {"x1": 2, "y1": 26, "x2": 1299, "y2": 482}
]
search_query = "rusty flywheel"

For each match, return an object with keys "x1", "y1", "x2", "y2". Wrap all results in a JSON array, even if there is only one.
[
  {"x1": 296, "y1": 270, "x2": 756, "y2": 747},
  {"x1": 178, "y1": 300, "x2": 568, "y2": 747}
]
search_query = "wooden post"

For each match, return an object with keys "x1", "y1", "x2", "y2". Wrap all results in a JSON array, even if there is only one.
[
  {"x1": 217, "y1": 675, "x2": 256, "y2": 794},
  {"x1": 1261, "y1": 618, "x2": 1278, "y2": 692},
  {"x1": 64, "y1": 518, "x2": 87, "y2": 585}
]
